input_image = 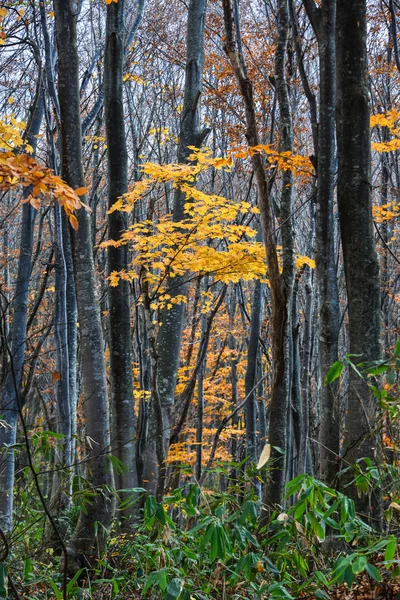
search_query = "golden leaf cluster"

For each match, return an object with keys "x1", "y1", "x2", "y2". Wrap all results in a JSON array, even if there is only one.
[
  {"x1": 104, "y1": 149, "x2": 315, "y2": 308},
  {"x1": 371, "y1": 110, "x2": 400, "y2": 153},
  {"x1": 0, "y1": 117, "x2": 84, "y2": 229}
]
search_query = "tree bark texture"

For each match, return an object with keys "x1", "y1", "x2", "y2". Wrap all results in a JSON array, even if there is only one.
[
  {"x1": 53, "y1": 0, "x2": 115, "y2": 557},
  {"x1": 142, "y1": 0, "x2": 208, "y2": 495},
  {"x1": 336, "y1": 0, "x2": 382, "y2": 514},
  {"x1": 0, "y1": 80, "x2": 44, "y2": 533},
  {"x1": 104, "y1": 0, "x2": 138, "y2": 513},
  {"x1": 303, "y1": 0, "x2": 341, "y2": 486},
  {"x1": 222, "y1": 0, "x2": 294, "y2": 518}
]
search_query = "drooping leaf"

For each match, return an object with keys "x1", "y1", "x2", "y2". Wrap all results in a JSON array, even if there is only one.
[
  {"x1": 257, "y1": 443, "x2": 271, "y2": 469},
  {"x1": 324, "y1": 361, "x2": 344, "y2": 385}
]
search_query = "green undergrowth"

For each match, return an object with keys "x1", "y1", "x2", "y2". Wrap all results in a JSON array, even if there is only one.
[{"x1": 4, "y1": 472, "x2": 400, "y2": 600}]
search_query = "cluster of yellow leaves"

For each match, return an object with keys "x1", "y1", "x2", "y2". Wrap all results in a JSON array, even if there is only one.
[
  {"x1": 105, "y1": 149, "x2": 315, "y2": 304},
  {"x1": 122, "y1": 73, "x2": 147, "y2": 85},
  {"x1": 105, "y1": 192, "x2": 266, "y2": 306},
  {"x1": 84, "y1": 134, "x2": 106, "y2": 150},
  {"x1": 371, "y1": 110, "x2": 400, "y2": 153},
  {"x1": 296, "y1": 255, "x2": 316, "y2": 269},
  {"x1": 147, "y1": 126, "x2": 178, "y2": 144},
  {"x1": 232, "y1": 145, "x2": 313, "y2": 181},
  {"x1": 370, "y1": 110, "x2": 400, "y2": 129},
  {"x1": 188, "y1": 145, "x2": 314, "y2": 181},
  {"x1": 167, "y1": 426, "x2": 242, "y2": 466},
  {"x1": 0, "y1": 7, "x2": 8, "y2": 45},
  {"x1": 109, "y1": 145, "x2": 311, "y2": 214},
  {"x1": 0, "y1": 117, "x2": 28, "y2": 151},
  {"x1": 372, "y1": 202, "x2": 400, "y2": 223},
  {"x1": 0, "y1": 117, "x2": 84, "y2": 229}
]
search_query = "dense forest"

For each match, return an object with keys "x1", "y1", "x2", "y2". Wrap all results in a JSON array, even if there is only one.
[{"x1": 1, "y1": 0, "x2": 400, "y2": 597}]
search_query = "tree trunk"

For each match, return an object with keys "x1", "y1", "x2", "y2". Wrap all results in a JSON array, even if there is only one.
[
  {"x1": 222, "y1": 0, "x2": 294, "y2": 520},
  {"x1": 104, "y1": 0, "x2": 138, "y2": 519},
  {"x1": 53, "y1": 0, "x2": 115, "y2": 558},
  {"x1": 142, "y1": 0, "x2": 208, "y2": 495},
  {"x1": 336, "y1": 0, "x2": 382, "y2": 516},
  {"x1": 303, "y1": 0, "x2": 341, "y2": 486},
  {"x1": 245, "y1": 277, "x2": 262, "y2": 466},
  {"x1": 0, "y1": 80, "x2": 44, "y2": 534}
]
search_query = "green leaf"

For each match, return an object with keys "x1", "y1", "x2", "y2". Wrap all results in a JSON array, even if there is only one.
[
  {"x1": 285, "y1": 474, "x2": 306, "y2": 498},
  {"x1": 325, "y1": 361, "x2": 344, "y2": 385},
  {"x1": 365, "y1": 563, "x2": 382, "y2": 581},
  {"x1": 294, "y1": 500, "x2": 306, "y2": 520},
  {"x1": 0, "y1": 565, "x2": 7, "y2": 599},
  {"x1": 109, "y1": 454, "x2": 128, "y2": 475},
  {"x1": 48, "y1": 580, "x2": 63, "y2": 600},
  {"x1": 344, "y1": 565, "x2": 355, "y2": 587},
  {"x1": 394, "y1": 338, "x2": 400, "y2": 357},
  {"x1": 187, "y1": 515, "x2": 214, "y2": 534},
  {"x1": 352, "y1": 555, "x2": 367, "y2": 574},
  {"x1": 315, "y1": 591, "x2": 330, "y2": 600},
  {"x1": 24, "y1": 558, "x2": 33, "y2": 582},
  {"x1": 156, "y1": 504, "x2": 166, "y2": 525},
  {"x1": 267, "y1": 582, "x2": 294, "y2": 599},
  {"x1": 210, "y1": 526, "x2": 224, "y2": 562},
  {"x1": 166, "y1": 578, "x2": 184, "y2": 600},
  {"x1": 117, "y1": 487, "x2": 146, "y2": 493},
  {"x1": 66, "y1": 569, "x2": 84, "y2": 592},
  {"x1": 309, "y1": 514, "x2": 325, "y2": 541},
  {"x1": 385, "y1": 538, "x2": 397, "y2": 562},
  {"x1": 143, "y1": 570, "x2": 168, "y2": 594},
  {"x1": 363, "y1": 362, "x2": 390, "y2": 376},
  {"x1": 391, "y1": 565, "x2": 400, "y2": 578},
  {"x1": 315, "y1": 571, "x2": 330, "y2": 587}
]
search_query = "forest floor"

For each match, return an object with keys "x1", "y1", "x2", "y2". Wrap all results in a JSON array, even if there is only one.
[{"x1": 303, "y1": 575, "x2": 400, "y2": 600}]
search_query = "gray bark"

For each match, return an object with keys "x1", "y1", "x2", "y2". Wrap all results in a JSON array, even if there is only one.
[
  {"x1": 245, "y1": 277, "x2": 262, "y2": 465},
  {"x1": 262, "y1": 0, "x2": 295, "y2": 513},
  {"x1": 222, "y1": 0, "x2": 294, "y2": 519},
  {"x1": 0, "y1": 80, "x2": 44, "y2": 533},
  {"x1": 53, "y1": 0, "x2": 115, "y2": 557},
  {"x1": 195, "y1": 308, "x2": 207, "y2": 482},
  {"x1": 104, "y1": 0, "x2": 138, "y2": 519},
  {"x1": 142, "y1": 0, "x2": 208, "y2": 495},
  {"x1": 303, "y1": 0, "x2": 341, "y2": 486},
  {"x1": 336, "y1": 0, "x2": 382, "y2": 516}
]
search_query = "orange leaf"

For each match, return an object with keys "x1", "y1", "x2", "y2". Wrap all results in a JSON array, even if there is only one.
[
  {"x1": 74, "y1": 186, "x2": 88, "y2": 196},
  {"x1": 69, "y1": 214, "x2": 79, "y2": 230},
  {"x1": 30, "y1": 197, "x2": 40, "y2": 210}
]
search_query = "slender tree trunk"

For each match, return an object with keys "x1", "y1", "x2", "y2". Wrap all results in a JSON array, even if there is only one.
[
  {"x1": 48, "y1": 205, "x2": 72, "y2": 519},
  {"x1": 303, "y1": 0, "x2": 341, "y2": 486},
  {"x1": 299, "y1": 197, "x2": 315, "y2": 475},
  {"x1": 245, "y1": 277, "x2": 262, "y2": 465},
  {"x1": 227, "y1": 290, "x2": 238, "y2": 484},
  {"x1": 142, "y1": 0, "x2": 208, "y2": 495},
  {"x1": 0, "y1": 80, "x2": 44, "y2": 533},
  {"x1": 62, "y1": 212, "x2": 78, "y2": 483},
  {"x1": 104, "y1": 0, "x2": 138, "y2": 518},
  {"x1": 195, "y1": 308, "x2": 207, "y2": 482},
  {"x1": 291, "y1": 268, "x2": 303, "y2": 475},
  {"x1": 336, "y1": 0, "x2": 382, "y2": 516},
  {"x1": 222, "y1": 0, "x2": 294, "y2": 520},
  {"x1": 53, "y1": 0, "x2": 115, "y2": 557},
  {"x1": 264, "y1": 0, "x2": 295, "y2": 513}
]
